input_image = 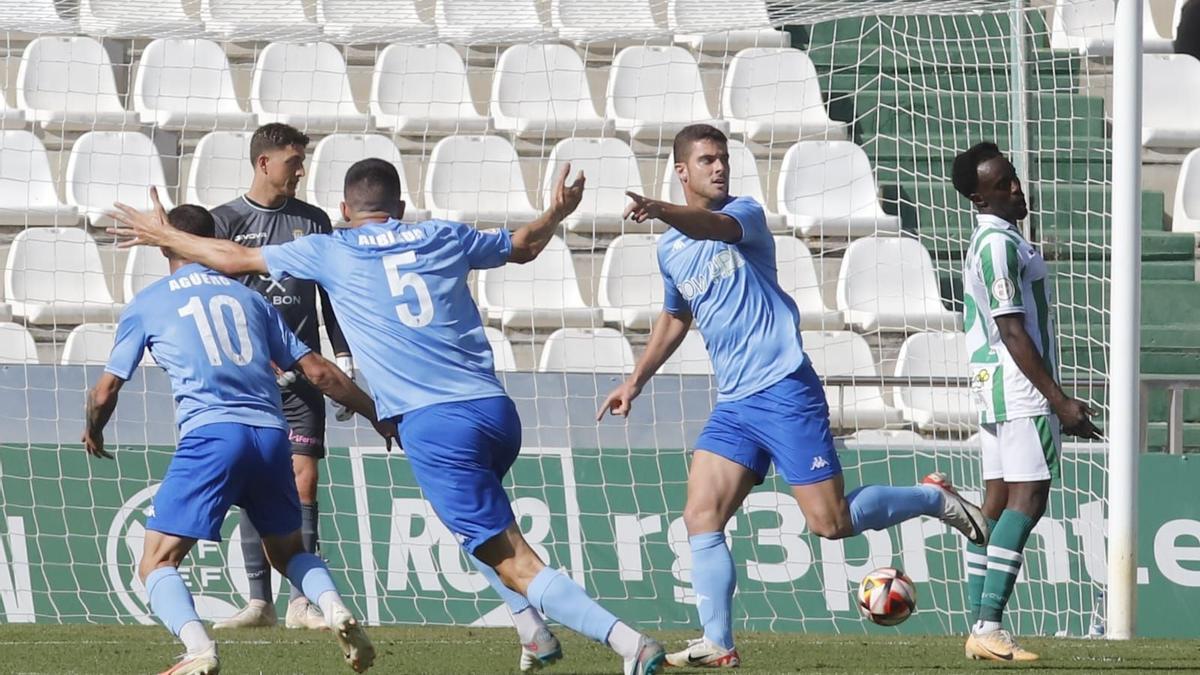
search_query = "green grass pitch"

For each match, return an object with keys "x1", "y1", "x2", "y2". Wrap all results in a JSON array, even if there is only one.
[{"x1": 2, "y1": 625, "x2": 1198, "y2": 674}]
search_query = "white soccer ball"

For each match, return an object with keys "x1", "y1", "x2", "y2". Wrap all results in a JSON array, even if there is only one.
[{"x1": 857, "y1": 567, "x2": 917, "y2": 626}]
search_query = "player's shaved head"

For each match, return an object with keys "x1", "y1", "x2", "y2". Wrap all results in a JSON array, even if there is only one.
[
  {"x1": 952, "y1": 141, "x2": 1003, "y2": 198},
  {"x1": 673, "y1": 124, "x2": 728, "y2": 164},
  {"x1": 167, "y1": 204, "x2": 215, "y2": 239},
  {"x1": 343, "y1": 158, "x2": 403, "y2": 215}
]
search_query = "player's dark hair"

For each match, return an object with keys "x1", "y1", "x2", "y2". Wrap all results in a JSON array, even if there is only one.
[
  {"x1": 952, "y1": 141, "x2": 1004, "y2": 198},
  {"x1": 673, "y1": 123, "x2": 728, "y2": 164},
  {"x1": 343, "y1": 157, "x2": 402, "y2": 213},
  {"x1": 249, "y1": 123, "x2": 310, "y2": 163},
  {"x1": 167, "y1": 204, "x2": 215, "y2": 239}
]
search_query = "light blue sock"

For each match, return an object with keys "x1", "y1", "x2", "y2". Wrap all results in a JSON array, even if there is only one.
[
  {"x1": 470, "y1": 554, "x2": 533, "y2": 613},
  {"x1": 848, "y1": 484, "x2": 944, "y2": 534},
  {"x1": 146, "y1": 566, "x2": 201, "y2": 636},
  {"x1": 689, "y1": 532, "x2": 735, "y2": 650},
  {"x1": 526, "y1": 567, "x2": 617, "y2": 644},
  {"x1": 286, "y1": 552, "x2": 338, "y2": 607}
]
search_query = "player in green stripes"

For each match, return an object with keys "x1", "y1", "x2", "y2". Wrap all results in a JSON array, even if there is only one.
[{"x1": 952, "y1": 142, "x2": 1102, "y2": 661}]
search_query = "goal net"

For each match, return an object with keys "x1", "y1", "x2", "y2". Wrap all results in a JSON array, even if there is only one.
[{"x1": 0, "y1": 0, "x2": 1116, "y2": 638}]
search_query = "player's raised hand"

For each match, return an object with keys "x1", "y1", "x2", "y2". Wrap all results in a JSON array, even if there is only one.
[
  {"x1": 624, "y1": 191, "x2": 664, "y2": 224},
  {"x1": 597, "y1": 380, "x2": 643, "y2": 421},
  {"x1": 1055, "y1": 397, "x2": 1103, "y2": 440},
  {"x1": 549, "y1": 162, "x2": 586, "y2": 218},
  {"x1": 81, "y1": 428, "x2": 113, "y2": 460},
  {"x1": 372, "y1": 418, "x2": 400, "y2": 452},
  {"x1": 107, "y1": 186, "x2": 174, "y2": 249}
]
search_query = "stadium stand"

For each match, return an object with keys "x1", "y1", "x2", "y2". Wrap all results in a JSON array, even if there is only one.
[
  {"x1": 199, "y1": 0, "x2": 321, "y2": 41},
  {"x1": 17, "y1": 36, "x2": 138, "y2": 130},
  {"x1": 660, "y1": 137, "x2": 784, "y2": 230},
  {"x1": 484, "y1": 326, "x2": 519, "y2": 372},
  {"x1": 546, "y1": 137, "x2": 644, "y2": 234},
  {"x1": 250, "y1": 41, "x2": 370, "y2": 133},
  {"x1": 777, "y1": 140, "x2": 901, "y2": 237},
  {"x1": 801, "y1": 329, "x2": 903, "y2": 430},
  {"x1": 773, "y1": 236, "x2": 843, "y2": 330},
  {"x1": 307, "y1": 133, "x2": 431, "y2": 223},
  {"x1": 186, "y1": 131, "x2": 253, "y2": 208},
  {"x1": 477, "y1": 235, "x2": 601, "y2": 330},
  {"x1": 722, "y1": 47, "x2": 848, "y2": 145},
  {"x1": 491, "y1": 44, "x2": 611, "y2": 141},
  {"x1": 892, "y1": 331, "x2": 975, "y2": 431},
  {"x1": 315, "y1": 0, "x2": 437, "y2": 45},
  {"x1": 1049, "y1": 0, "x2": 1174, "y2": 54},
  {"x1": 434, "y1": 0, "x2": 552, "y2": 44},
  {"x1": 66, "y1": 131, "x2": 174, "y2": 228},
  {"x1": 78, "y1": 0, "x2": 203, "y2": 38},
  {"x1": 424, "y1": 134, "x2": 539, "y2": 227},
  {"x1": 4, "y1": 228, "x2": 122, "y2": 325},
  {"x1": 1172, "y1": 148, "x2": 1200, "y2": 232},
  {"x1": 605, "y1": 45, "x2": 728, "y2": 147},
  {"x1": 597, "y1": 233, "x2": 663, "y2": 331},
  {"x1": 836, "y1": 235, "x2": 960, "y2": 333},
  {"x1": 659, "y1": 330, "x2": 713, "y2": 375},
  {"x1": 0, "y1": 0, "x2": 75, "y2": 34},
  {"x1": 59, "y1": 323, "x2": 118, "y2": 365},
  {"x1": 0, "y1": 323, "x2": 39, "y2": 364},
  {"x1": 666, "y1": 0, "x2": 789, "y2": 52},
  {"x1": 538, "y1": 327, "x2": 636, "y2": 373},
  {"x1": 133, "y1": 38, "x2": 256, "y2": 131},
  {"x1": 121, "y1": 245, "x2": 170, "y2": 301},
  {"x1": 370, "y1": 43, "x2": 490, "y2": 137},
  {"x1": 1141, "y1": 54, "x2": 1200, "y2": 150},
  {"x1": 549, "y1": 0, "x2": 664, "y2": 46},
  {"x1": 0, "y1": 130, "x2": 80, "y2": 227}
]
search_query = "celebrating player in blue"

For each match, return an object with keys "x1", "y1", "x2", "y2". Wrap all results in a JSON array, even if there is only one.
[
  {"x1": 110, "y1": 161, "x2": 669, "y2": 675},
  {"x1": 84, "y1": 205, "x2": 391, "y2": 675},
  {"x1": 598, "y1": 124, "x2": 990, "y2": 668}
]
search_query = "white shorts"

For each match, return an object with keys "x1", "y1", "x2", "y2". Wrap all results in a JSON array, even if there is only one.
[{"x1": 979, "y1": 414, "x2": 1062, "y2": 482}]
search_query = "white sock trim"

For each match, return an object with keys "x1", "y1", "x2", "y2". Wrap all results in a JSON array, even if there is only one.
[
  {"x1": 179, "y1": 620, "x2": 213, "y2": 655},
  {"x1": 606, "y1": 620, "x2": 642, "y2": 660},
  {"x1": 987, "y1": 545, "x2": 1023, "y2": 563}
]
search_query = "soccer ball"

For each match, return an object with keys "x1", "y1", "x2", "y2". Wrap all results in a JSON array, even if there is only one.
[{"x1": 857, "y1": 567, "x2": 917, "y2": 626}]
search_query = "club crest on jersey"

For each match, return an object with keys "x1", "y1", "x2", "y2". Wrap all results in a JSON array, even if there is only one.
[
  {"x1": 292, "y1": 228, "x2": 304, "y2": 240},
  {"x1": 991, "y1": 278, "x2": 1016, "y2": 302}
]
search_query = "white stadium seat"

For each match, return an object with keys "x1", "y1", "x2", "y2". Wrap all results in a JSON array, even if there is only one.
[
  {"x1": 538, "y1": 327, "x2": 635, "y2": 373},
  {"x1": 0, "y1": 323, "x2": 39, "y2": 364},
  {"x1": 0, "y1": 0, "x2": 76, "y2": 34},
  {"x1": 5, "y1": 228, "x2": 122, "y2": 325},
  {"x1": 598, "y1": 234, "x2": 662, "y2": 330},
  {"x1": 200, "y1": 0, "x2": 321, "y2": 41},
  {"x1": 776, "y1": 140, "x2": 900, "y2": 237},
  {"x1": 0, "y1": 90, "x2": 25, "y2": 130},
  {"x1": 122, "y1": 245, "x2": 170, "y2": 301},
  {"x1": 424, "y1": 135, "x2": 539, "y2": 227},
  {"x1": 316, "y1": 0, "x2": 437, "y2": 45},
  {"x1": 722, "y1": 48, "x2": 847, "y2": 145},
  {"x1": 1050, "y1": 0, "x2": 1174, "y2": 55},
  {"x1": 133, "y1": 39, "x2": 255, "y2": 131},
  {"x1": 667, "y1": 0, "x2": 789, "y2": 53},
  {"x1": 801, "y1": 329, "x2": 903, "y2": 430},
  {"x1": 605, "y1": 46, "x2": 728, "y2": 147},
  {"x1": 0, "y1": 130, "x2": 80, "y2": 227},
  {"x1": 434, "y1": 0, "x2": 553, "y2": 45},
  {"x1": 17, "y1": 36, "x2": 138, "y2": 130},
  {"x1": 893, "y1": 331, "x2": 975, "y2": 430},
  {"x1": 186, "y1": 131, "x2": 253, "y2": 208},
  {"x1": 79, "y1": 0, "x2": 202, "y2": 38},
  {"x1": 661, "y1": 138, "x2": 784, "y2": 230},
  {"x1": 545, "y1": 137, "x2": 644, "y2": 234},
  {"x1": 1142, "y1": 54, "x2": 1200, "y2": 150},
  {"x1": 1172, "y1": 148, "x2": 1200, "y2": 233},
  {"x1": 836, "y1": 235, "x2": 959, "y2": 332},
  {"x1": 66, "y1": 131, "x2": 175, "y2": 228},
  {"x1": 60, "y1": 323, "x2": 117, "y2": 365},
  {"x1": 491, "y1": 44, "x2": 610, "y2": 141},
  {"x1": 659, "y1": 330, "x2": 713, "y2": 375},
  {"x1": 773, "y1": 236, "x2": 843, "y2": 330},
  {"x1": 307, "y1": 133, "x2": 430, "y2": 223},
  {"x1": 550, "y1": 0, "x2": 664, "y2": 46},
  {"x1": 370, "y1": 43, "x2": 489, "y2": 137},
  {"x1": 484, "y1": 326, "x2": 518, "y2": 372},
  {"x1": 477, "y1": 235, "x2": 601, "y2": 329},
  {"x1": 252, "y1": 42, "x2": 369, "y2": 133}
]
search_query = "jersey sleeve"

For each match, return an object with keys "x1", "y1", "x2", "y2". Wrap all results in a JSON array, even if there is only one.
[
  {"x1": 104, "y1": 305, "x2": 146, "y2": 380},
  {"x1": 720, "y1": 196, "x2": 771, "y2": 251},
  {"x1": 658, "y1": 248, "x2": 687, "y2": 317},
  {"x1": 451, "y1": 222, "x2": 513, "y2": 269},
  {"x1": 211, "y1": 205, "x2": 233, "y2": 240},
  {"x1": 979, "y1": 235, "x2": 1025, "y2": 316},
  {"x1": 263, "y1": 299, "x2": 312, "y2": 371},
  {"x1": 261, "y1": 235, "x2": 329, "y2": 284}
]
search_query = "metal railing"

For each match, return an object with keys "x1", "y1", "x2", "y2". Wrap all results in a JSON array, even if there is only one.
[{"x1": 1140, "y1": 375, "x2": 1200, "y2": 455}]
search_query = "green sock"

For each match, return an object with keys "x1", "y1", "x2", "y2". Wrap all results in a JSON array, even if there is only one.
[
  {"x1": 978, "y1": 510, "x2": 1036, "y2": 623},
  {"x1": 966, "y1": 517, "x2": 998, "y2": 621}
]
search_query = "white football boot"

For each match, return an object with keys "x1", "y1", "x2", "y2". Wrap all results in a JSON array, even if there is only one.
[
  {"x1": 623, "y1": 635, "x2": 666, "y2": 675},
  {"x1": 331, "y1": 605, "x2": 376, "y2": 673},
  {"x1": 665, "y1": 637, "x2": 741, "y2": 668},
  {"x1": 286, "y1": 597, "x2": 330, "y2": 631},
  {"x1": 212, "y1": 599, "x2": 276, "y2": 629},
  {"x1": 159, "y1": 644, "x2": 219, "y2": 675},
  {"x1": 922, "y1": 472, "x2": 990, "y2": 546},
  {"x1": 519, "y1": 627, "x2": 564, "y2": 671}
]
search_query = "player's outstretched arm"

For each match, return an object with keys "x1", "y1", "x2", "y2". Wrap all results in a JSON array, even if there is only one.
[
  {"x1": 509, "y1": 162, "x2": 585, "y2": 264},
  {"x1": 995, "y1": 314, "x2": 1102, "y2": 439},
  {"x1": 295, "y1": 353, "x2": 399, "y2": 450},
  {"x1": 108, "y1": 187, "x2": 267, "y2": 276},
  {"x1": 82, "y1": 373, "x2": 125, "y2": 459},
  {"x1": 624, "y1": 192, "x2": 741, "y2": 243},
  {"x1": 598, "y1": 309, "x2": 693, "y2": 420}
]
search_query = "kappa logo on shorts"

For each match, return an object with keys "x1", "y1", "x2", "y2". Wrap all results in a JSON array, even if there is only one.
[{"x1": 810, "y1": 456, "x2": 829, "y2": 471}]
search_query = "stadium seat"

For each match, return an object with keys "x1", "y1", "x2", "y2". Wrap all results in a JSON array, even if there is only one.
[
  {"x1": 1050, "y1": 0, "x2": 1174, "y2": 55},
  {"x1": 316, "y1": 0, "x2": 437, "y2": 44},
  {"x1": 605, "y1": 46, "x2": 728, "y2": 147},
  {"x1": 133, "y1": 39, "x2": 256, "y2": 131},
  {"x1": 0, "y1": 130, "x2": 80, "y2": 227},
  {"x1": 776, "y1": 140, "x2": 901, "y2": 237},
  {"x1": 491, "y1": 44, "x2": 611, "y2": 141},
  {"x1": 434, "y1": 0, "x2": 553, "y2": 44},
  {"x1": 660, "y1": 138, "x2": 785, "y2": 230},
  {"x1": 666, "y1": 0, "x2": 789, "y2": 52},
  {"x1": 842, "y1": 428, "x2": 926, "y2": 449},
  {"x1": 893, "y1": 331, "x2": 975, "y2": 430},
  {"x1": 307, "y1": 133, "x2": 430, "y2": 223},
  {"x1": 17, "y1": 36, "x2": 139, "y2": 130},
  {"x1": 545, "y1": 137, "x2": 644, "y2": 234},
  {"x1": 200, "y1": 0, "x2": 322, "y2": 41},
  {"x1": 370, "y1": 43, "x2": 490, "y2": 137},
  {"x1": 186, "y1": 131, "x2": 253, "y2": 208},
  {"x1": 0, "y1": 0, "x2": 76, "y2": 34},
  {"x1": 66, "y1": 131, "x2": 175, "y2": 228},
  {"x1": 0, "y1": 93, "x2": 25, "y2": 130},
  {"x1": 79, "y1": 0, "x2": 203, "y2": 38},
  {"x1": 549, "y1": 0, "x2": 664, "y2": 46},
  {"x1": 251, "y1": 42, "x2": 370, "y2": 133},
  {"x1": 1172, "y1": 148, "x2": 1200, "y2": 233},
  {"x1": 773, "y1": 236, "x2": 843, "y2": 330},
  {"x1": 477, "y1": 235, "x2": 601, "y2": 329},
  {"x1": 1142, "y1": 54, "x2": 1200, "y2": 150},
  {"x1": 424, "y1": 135, "x2": 539, "y2": 227},
  {"x1": 122, "y1": 245, "x2": 170, "y2": 301},
  {"x1": 537, "y1": 327, "x2": 635, "y2": 373},
  {"x1": 483, "y1": 326, "x2": 518, "y2": 372},
  {"x1": 836, "y1": 235, "x2": 959, "y2": 332},
  {"x1": 598, "y1": 234, "x2": 663, "y2": 330},
  {"x1": 0, "y1": 323, "x2": 39, "y2": 364},
  {"x1": 5, "y1": 228, "x2": 122, "y2": 325},
  {"x1": 60, "y1": 323, "x2": 117, "y2": 365},
  {"x1": 801, "y1": 329, "x2": 903, "y2": 429},
  {"x1": 722, "y1": 48, "x2": 848, "y2": 145},
  {"x1": 659, "y1": 330, "x2": 712, "y2": 375}
]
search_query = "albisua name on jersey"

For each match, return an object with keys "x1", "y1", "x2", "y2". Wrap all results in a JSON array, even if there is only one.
[
  {"x1": 168, "y1": 273, "x2": 234, "y2": 292},
  {"x1": 358, "y1": 228, "x2": 426, "y2": 247}
]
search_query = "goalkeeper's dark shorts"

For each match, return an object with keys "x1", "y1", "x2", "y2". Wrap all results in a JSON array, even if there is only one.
[{"x1": 282, "y1": 378, "x2": 326, "y2": 459}]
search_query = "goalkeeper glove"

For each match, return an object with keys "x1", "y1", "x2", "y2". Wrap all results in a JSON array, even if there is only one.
[{"x1": 332, "y1": 355, "x2": 357, "y2": 422}]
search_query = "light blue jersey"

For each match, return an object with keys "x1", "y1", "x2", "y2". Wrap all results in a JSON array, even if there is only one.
[
  {"x1": 659, "y1": 196, "x2": 806, "y2": 401},
  {"x1": 260, "y1": 219, "x2": 510, "y2": 420},
  {"x1": 106, "y1": 263, "x2": 311, "y2": 436}
]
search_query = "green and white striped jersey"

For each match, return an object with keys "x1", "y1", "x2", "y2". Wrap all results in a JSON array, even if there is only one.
[{"x1": 962, "y1": 214, "x2": 1058, "y2": 424}]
